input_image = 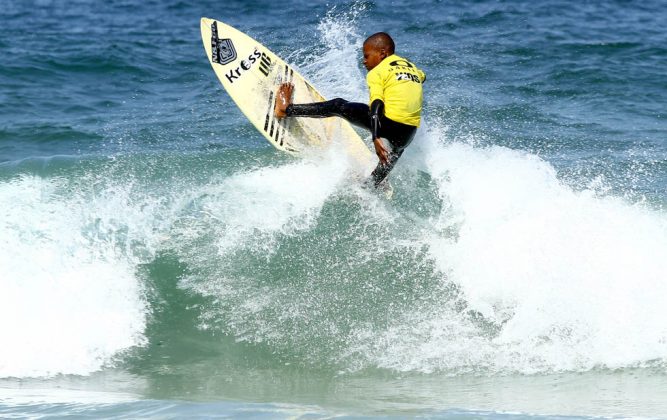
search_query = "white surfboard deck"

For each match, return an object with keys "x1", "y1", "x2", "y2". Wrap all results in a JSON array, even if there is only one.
[{"x1": 200, "y1": 17, "x2": 386, "y2": 185}]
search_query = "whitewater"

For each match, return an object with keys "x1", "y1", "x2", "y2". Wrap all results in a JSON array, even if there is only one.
[{"x1": 2, "y1": 0, "x2": 667, "y2": 418}]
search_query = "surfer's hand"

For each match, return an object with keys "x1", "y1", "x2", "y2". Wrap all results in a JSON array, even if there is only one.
[{"x1": 374, "y1": 137, "x2": 389, "y2": 165}]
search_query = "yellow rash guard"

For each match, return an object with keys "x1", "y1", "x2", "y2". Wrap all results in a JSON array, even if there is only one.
[{"x1": 366, "y1": 54, "x2": 426, "y2": 127}]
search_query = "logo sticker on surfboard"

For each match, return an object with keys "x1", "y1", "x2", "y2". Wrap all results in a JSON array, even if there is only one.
[{"x1": 210, "y1": 21, "x2": 237, "y2": 65}]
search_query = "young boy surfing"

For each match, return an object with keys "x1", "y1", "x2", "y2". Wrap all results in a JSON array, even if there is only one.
[{"x1": 274, "y1": 32, "x2": 425, "y2": 188}]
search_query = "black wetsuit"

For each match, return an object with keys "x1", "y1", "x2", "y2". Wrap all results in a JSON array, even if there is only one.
[{"x1": 286, "y1": 98, "x2": 417, "y2": 187}]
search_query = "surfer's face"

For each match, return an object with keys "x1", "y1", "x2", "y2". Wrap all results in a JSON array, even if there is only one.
[{"x1": 363, "y1": 43, "x2": 386, "y2": 71}]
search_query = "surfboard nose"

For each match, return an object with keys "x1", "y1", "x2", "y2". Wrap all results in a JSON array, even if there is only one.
[{"x1": 201, "y1": 17, "x2": 213, "y2": 32}]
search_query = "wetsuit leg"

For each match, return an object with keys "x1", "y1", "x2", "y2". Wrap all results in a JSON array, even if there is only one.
[
  {"x1": 286, "y1": 98, "x2": 371, "y2": 130},
  {"x1": 286, "y1": 98, "x2": 417, "y2": 188},
  {"x1": 369, "y1": 149, "x2": 404, "y2": 187},
  {"x1": 369, "y1": 118, "x2": 418, "y2": 187}
]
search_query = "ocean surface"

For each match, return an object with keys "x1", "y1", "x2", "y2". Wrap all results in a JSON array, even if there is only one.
[{"x1": 2, "y1": 0, "x2": 667, "y2": 418}]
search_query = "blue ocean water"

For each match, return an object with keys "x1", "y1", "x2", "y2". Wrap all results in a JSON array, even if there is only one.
[{"x1": 2, "y1": 0, "x2": 667, "y2": 418}]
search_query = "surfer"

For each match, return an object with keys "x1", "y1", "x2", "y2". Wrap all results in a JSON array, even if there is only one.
[{"x1": 274, "y1": 32, "x2": 425, "y2": 187}]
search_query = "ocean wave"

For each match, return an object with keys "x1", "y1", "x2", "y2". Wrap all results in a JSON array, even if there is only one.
[{"x1": 2, "y1": 0, "x2": 667, "y2": 384}]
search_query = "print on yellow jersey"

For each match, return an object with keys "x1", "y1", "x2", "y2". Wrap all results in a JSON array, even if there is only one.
[{"x1": 366, "y1": 54, "x2": 426, "y2": 127}]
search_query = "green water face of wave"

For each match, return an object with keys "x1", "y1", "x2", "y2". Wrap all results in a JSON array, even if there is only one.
[
  {"x1": 0, "y1": 144, "x2": 461, "y2": 370},
  {"x1": 124, "y1": 148, "x2": 463, "y2": 373}
]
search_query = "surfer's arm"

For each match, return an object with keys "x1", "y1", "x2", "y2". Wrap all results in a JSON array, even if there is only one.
[
  {"x1": 371, "y1": 99, "x2": 389, "y2": 165},
  {"x1": 366, "y1": 67, "x2": 385, "y2": 140},
  {"x1": 366, "y1": 70, "x2": 389, "y2": 164},
  {"x1": 370, "y1": 99, "x2": 384, "y2": 140}
]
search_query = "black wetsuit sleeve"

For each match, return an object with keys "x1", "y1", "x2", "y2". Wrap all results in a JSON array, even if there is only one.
[{"x1": 370, "y1": 99, "x2": 384, "y2": 139}]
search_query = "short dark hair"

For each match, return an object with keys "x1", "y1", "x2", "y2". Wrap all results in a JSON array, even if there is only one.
[{"x1": 364, "y1": 32, "x2": 395, "y2": 54}]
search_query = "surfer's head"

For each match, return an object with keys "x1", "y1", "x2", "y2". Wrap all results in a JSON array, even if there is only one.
[{"x1": 363, "y1": 32, "x2": 395, "y2": 71}]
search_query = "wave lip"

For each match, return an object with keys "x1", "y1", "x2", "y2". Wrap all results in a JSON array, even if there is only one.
[{"x1": 407, "y1": 139, "x2": 667, "y2": 374}]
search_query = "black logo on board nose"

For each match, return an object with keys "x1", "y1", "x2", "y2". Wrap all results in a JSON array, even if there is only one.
[{"x1": 211, "y1": 21, "x2": 237, "y2": 65}]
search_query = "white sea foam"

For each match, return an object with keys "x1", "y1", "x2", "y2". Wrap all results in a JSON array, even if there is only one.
[
  {"x1": 194, "y1": 152, "x2": 352, "y2": 254},
  {"x1": 292, "y1": 4, "x2": 369, "y2": 103},
  {"x1": 302, "y1": 7, "x2": 667, "y2": 374},
  {"x1": 9, "y1": 6, "x2": 665, "y2": 380},
  {"x1": 165, "y1": 7, "x2": 667, "y2": 375},
  {"x1": 351, "y1": 124, "x2": 667, "y2": 374},
  {"x1": 0, "y1": 176, "x2": 151, "y2": 378}
]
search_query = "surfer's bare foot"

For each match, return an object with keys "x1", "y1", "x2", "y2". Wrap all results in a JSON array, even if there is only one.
[{"x1": 274, "y1": 83, "x2": 293, "y2": 118}]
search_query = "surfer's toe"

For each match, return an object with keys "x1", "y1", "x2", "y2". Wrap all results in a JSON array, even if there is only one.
[{"x1": 274, "y1": 83, "x2": 293, "y2": 118}]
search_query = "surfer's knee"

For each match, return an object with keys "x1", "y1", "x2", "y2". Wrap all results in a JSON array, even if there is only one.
[{"x1": 329, "y1": 98, "x2": 348, "y2": 109}]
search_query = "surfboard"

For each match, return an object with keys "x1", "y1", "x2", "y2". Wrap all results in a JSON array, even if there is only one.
[{"x1": 200, "y1": 17, "x2": 377, "y2": 172}]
